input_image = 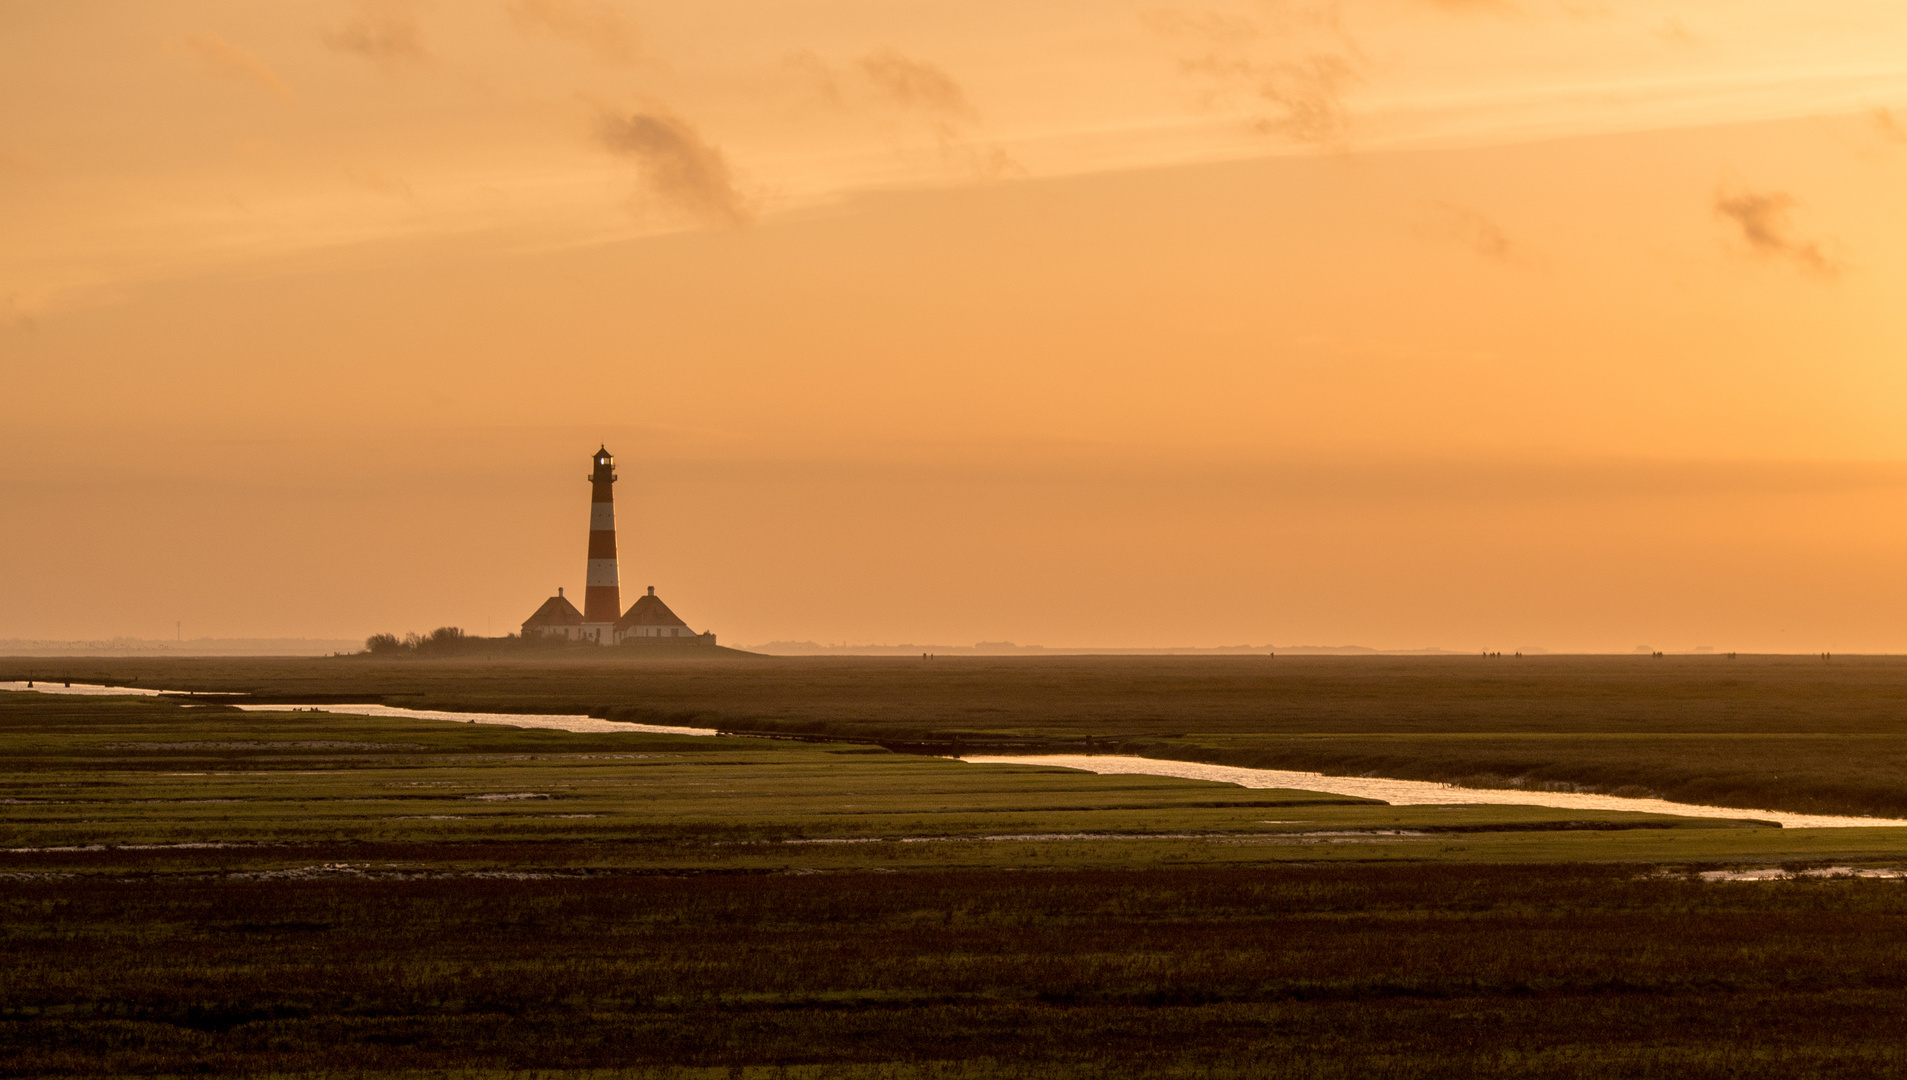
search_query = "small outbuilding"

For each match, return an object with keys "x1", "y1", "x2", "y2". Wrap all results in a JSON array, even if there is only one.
[
  {"x1": 521, "y1": 588, "x2": 585, "y2": 640},
  {"x1": 616, "y1": 586, "x2": 716, "y2": 644}
]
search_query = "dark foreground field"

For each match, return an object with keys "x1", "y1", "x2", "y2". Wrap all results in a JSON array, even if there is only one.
[
  {"x1": 13, "y1": 652, "x2": 1907, "y2": 817},
  {"x1": 13, "y1": 867, "x2": 1907, "y2": 1078},
  {"x1": 9, "y1": 660, "x2": 1907, "y2": 1078}
]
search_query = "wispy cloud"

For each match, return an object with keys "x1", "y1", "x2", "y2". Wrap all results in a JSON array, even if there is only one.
[
  {"x1": 324, "y1": 2, "x2": 428, "y2": 66},
  {"x1": 1653, "y1": 16, "x2": 1698, "y2": 46},
  {"x1": 858, "y1": 48, "x2": 977, "y2": 121},
  {"x1": 595, "y1": 109, "x2": 750, "y2": 226},
  {"x1": 781, "y1": 48, "x2": 1017, "y2": 180},
  {"x1": 1714, "y1": 188, "x2": 1837, "y2": 276},
  {"x1": 2, "y1": 292, "x2": 39, "y2": 332},
  {"x1": 1430, "y1": 203, "x2": 1531, "y2": 266},
  {"x1": 1146, "y1": 0, "x2": 1659, "y2": 150},
  {"x1": 180, "y1": 34, "x2": 292, "y2": 98},
  {"x1": 1194, "y1": 51, "x2": 1360, "y2": 145},
  {"x1": 1414, "y1": 0, "x2": 1515, "y2": 13},
  {"x1": 1872, "y1": 107, "x2": 1907, "y2": 145},
  {"x1": 505, "y1": 0, "x2": 637, "y2": 65},
  {"x1": 782, "y1": 50, "x2": 843, "y2": 107},
  {"x1": 345, "y1": 169, "x2": 416, "y2": 200},
  {"x1": 1145, "y1": 4, "x2": 1363, "y2": 149},
  {"x1": 855, "y1": 47, "x2": 1020, "y2": 178}
]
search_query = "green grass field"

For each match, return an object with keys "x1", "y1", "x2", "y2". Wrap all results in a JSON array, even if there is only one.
[
  {"x1": 10, "y1": 661, "x2": 1907, "y2": 1077},
  {"x1": 11, "y1": 652, "x2": 1907, "y2": 817},
  {"x1": 10, "y1": 691, "x2": 1907, "y2": 876}
]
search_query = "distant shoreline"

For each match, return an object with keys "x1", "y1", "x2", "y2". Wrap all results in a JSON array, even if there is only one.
[
  {"x1": 743, "y1": 643, "x2": 1452, "y2": 656},
  {"x1": 0, "y1": 639, "x2": 361, "y2": 657},
  {"x1": 0, "y1": 640, "x2": 1864, "y2": 659}
]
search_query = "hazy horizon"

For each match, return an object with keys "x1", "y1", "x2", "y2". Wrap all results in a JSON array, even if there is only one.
[{"x1": 0, "y1": 636, "x2": 1858, "y2": 659}]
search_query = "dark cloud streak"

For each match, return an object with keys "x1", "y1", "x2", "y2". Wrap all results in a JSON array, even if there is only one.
[
  {"x1": 857, "y1": 48, "x2": 976, "y2": 120},
  {"x1": 181, "y1": 34, "x2": 292, "y2": 98},
  {"x1": 1145, "y1": 4, "x2": 1363, "y2": 149},
  {"x1": 595, "y1": 110, "x2": 750, "y2": 227},
  {"x1": 1714, "y1": 188, "x2": 1837, "y2": 276},
  {"x1": 1432, "y1": 203, "x2": 1524, "y2": 265},
  {"x1": 854, "y1": 48, "x2": 1020, "y2": 179},
  {"x1": 506, "y1": 0, "x2": 637, "y2": 65},
  {"x1": 323, "y1": 3, "x2": 428, "y2": 65}
]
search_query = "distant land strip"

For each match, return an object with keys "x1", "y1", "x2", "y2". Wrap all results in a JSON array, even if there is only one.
[
  {"x1": 743, "y1": 641, "x2": 1461, "y2": 656},
  {"x1": 0, "y1": 638, "x2": 362, "y2": 657}
]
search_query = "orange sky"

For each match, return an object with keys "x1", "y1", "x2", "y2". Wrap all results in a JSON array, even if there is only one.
[{"x1": 4, "y1": 1, "x2": 1907, "y2": 651}]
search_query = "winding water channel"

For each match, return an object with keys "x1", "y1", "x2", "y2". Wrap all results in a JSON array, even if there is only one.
[
  {"x1": 960, "y1": 755, "x2": 1907, "y2": 830},
  {"x1": 9, "y1": 680, "x2": 1906, "y2": 828},
  {"x1": 0, "y1": 682, "x2": 715, "y2": 736},
  {"x1": 227, "y1": 703, "x2": 718, "y2": 737}
]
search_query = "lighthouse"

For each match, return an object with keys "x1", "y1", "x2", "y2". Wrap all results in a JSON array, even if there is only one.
[
  {"x1": 579, "y1": 446, "x2": 621, "y2": 643},
  {"x1": 519, "y1": 445, "x2": 718, "y2": 648}
]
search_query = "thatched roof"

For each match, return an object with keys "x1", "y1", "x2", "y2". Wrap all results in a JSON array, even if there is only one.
[
  {"x1": 616, "y1": 588, "x2": 691, "y2": 631},
  {"x1": 522, "y1": 592, "x2": 584, "y2": 629}
]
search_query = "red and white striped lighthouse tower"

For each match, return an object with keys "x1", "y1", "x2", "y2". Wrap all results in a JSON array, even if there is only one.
[{"x1": 579, "y1": 446, "x2": 620, "y2": 643}]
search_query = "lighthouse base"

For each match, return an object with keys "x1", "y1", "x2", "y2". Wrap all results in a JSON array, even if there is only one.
[{"x1": 616, "y1": 635, "x2": 747, "y2": 657}]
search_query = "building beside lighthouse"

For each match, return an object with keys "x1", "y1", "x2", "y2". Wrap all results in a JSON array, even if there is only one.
[
  {"x1": 520, "y1": 588, "x2": 584, "y2": 639},
  {"x1": 520, "y1": 446, "x2": 717, "y2": 646},
  {"x1": 617, "y1": 586, "x2": 698, "y2": 638}
]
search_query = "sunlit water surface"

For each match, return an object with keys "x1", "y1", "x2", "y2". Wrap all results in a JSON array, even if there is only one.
[
  {"x1": 960, "y1": 755, "x2": 1907, "y2": 830},
  {"x1": 1, "y1": 680, "x2": 171, "y2": 697},
  {"x1": 0, "y1": 682, "x2": 717, "y2": 736},
  {"x1": 229, "y1": 703, "x2": 719, "y2": 737}
]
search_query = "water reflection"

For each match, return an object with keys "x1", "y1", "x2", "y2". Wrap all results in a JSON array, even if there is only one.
[
  {"x1": 0, "y1": 680, "x2": 171, "y2": 697},
  {"x1": 961, "y1": 754, "x2": 1907, "y2": 830},
  {"x1": 1, "y1": 682, "x2": 719, "y2": 736},
  {"x1": 229, "y1": 703, "x2": 719, "y2": 736}
]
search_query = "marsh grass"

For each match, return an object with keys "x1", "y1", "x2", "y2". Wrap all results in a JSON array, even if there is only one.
[
  {"x1": 12, "y1": 653, "x2": 1907, "y2": 818},
  {"x1": 10, "y1": 692, "x2": 1890, "y2": 877},
  {"x1": 10, "y1": 867, "x2": 1907, "y2": 1077},
  {"x1": 10, "y1": 687, "x2": 1907, "y2": 1076}
]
